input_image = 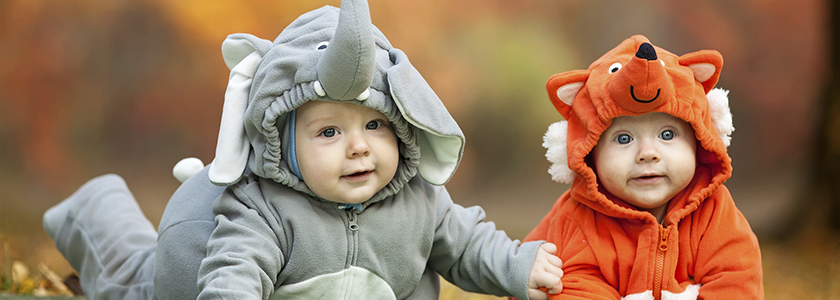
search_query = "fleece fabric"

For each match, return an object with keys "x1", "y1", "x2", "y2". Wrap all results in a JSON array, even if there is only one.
[
  {"x1": 524, "y1": 35, "x2": 763, "y2": 299},
  {"x1": 197, "y1": 173, "x2": 539, "y2": 300},
  {"x1": 196, "y1": 4, "x2": 540, "y2": 299},
  {"x1": 43, "y1": 2, "x2": 541, "y2": 299}
]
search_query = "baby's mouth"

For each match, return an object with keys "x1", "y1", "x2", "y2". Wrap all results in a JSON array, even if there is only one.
[
  {"x1": 632, "y1": 174, "x2": 664, "y2": 184},
  {"x1": 342, "y1": 170, "x2": 373, "y2": 181}
]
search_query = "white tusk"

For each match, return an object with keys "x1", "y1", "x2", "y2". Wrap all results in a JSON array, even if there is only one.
[
  {"x1": 314, "y1": 81, "x2": 326, "y2": 97},
  {"x1": 355, "y1": 88, "x2": 370, "y2": 101}
]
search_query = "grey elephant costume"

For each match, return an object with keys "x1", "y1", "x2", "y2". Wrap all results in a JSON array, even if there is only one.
[{"x1": 43, "y1": 1, "x2": 543, "y2": 299}]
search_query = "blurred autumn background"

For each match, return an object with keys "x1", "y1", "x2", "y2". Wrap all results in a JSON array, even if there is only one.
[{"x1": 1, "y1": 0, "x2": 839, "y2": 298}]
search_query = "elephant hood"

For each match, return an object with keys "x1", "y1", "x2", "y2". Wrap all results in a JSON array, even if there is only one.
[{"x1": 208, "y1": 5, "x2": 465, "y2": 205}]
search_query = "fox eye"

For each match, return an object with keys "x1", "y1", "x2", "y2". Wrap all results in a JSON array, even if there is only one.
[
  {"x1": 366, "y1": 120, "x2": 381, "y2": 130},
  {"x1": 659, "y1": 130, "x2": 675, "y2": 140},
  {"x1": 615, "y1": 134, "x2": 632, "y2": 144},
  {"x1": 320, "y1": 128, "x2": 337, "y2": 137},
  {"x1": 316, "y1": 41, "x2": 329, "y2": 50},
  {"x1": 608, "y1": 62, "x2": 622, "y2": 74}
]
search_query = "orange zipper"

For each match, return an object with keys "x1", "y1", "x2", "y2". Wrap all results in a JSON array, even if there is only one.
[{"x1": 653, "y1": 226, "x2": 671, "y2": 300}]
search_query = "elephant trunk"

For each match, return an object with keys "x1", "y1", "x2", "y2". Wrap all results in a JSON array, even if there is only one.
[{"x1": 316, "y1": 0, "x2": 375, "y2": 100}]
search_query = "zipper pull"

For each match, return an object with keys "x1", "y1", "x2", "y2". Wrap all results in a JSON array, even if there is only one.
[
  {"x1": 347, "y1": 210, "x2": 359, "y2": 231},
  {"x1": 659, "y1": 226, "x2": 671, "y2": 252}
]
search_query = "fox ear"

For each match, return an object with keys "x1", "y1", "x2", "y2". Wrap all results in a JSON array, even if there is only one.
[
  {"x1": 678, "y1": 50, "x2": 723, "y2": 94},
  {"x1": 546, "y1": 70, "x2": 589, "y2": 119}
]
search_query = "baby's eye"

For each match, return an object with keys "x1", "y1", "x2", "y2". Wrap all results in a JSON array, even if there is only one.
[
  {"x1": 320, "y1": 128, "x2": 337, "y2": 137},
  {"x1": 615, "y1": 134, "x2": 633, "y2": 144},
  {"x1": 366, "y1": 120, "x2": 382, "y2": 130},
  {"x1": 608, "y1": 62, "x2": 622, "y2": 74},
  {"x1": 659, "y1": 130, "x2": 675, "y2": 140},
  {"x1": 316, "y1": 41, "x2": 329, "y2": 50}
]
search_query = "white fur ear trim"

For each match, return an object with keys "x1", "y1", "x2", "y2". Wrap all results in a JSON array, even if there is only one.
[
  {"x1": 543, "y1": 121, "x2": 576, "y2": 183},
  {"x1": 706, "y1": 88, "x2": 734, "y2": 147},
  {"x1": 556, "y1": 82, "x2": 583, "y2": 106},
  {"x1": 688, "y1": 63, "x2": 716, "y2": 83},
  {"x1": 173, "y1": 157, "x2": 205, "y2": 183},
  {"x1": 209, "y1": 51, "x2": 262, "y2": 185}
]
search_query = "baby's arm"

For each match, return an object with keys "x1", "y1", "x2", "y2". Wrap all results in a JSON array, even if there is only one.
[
  {"x1": 527, "y1": 243, "x2": 564, "y2": 299},
  {"x1": 196, "y1": 186, "x2": 284, "y2": 300},
  {"x1": 425, "y1": 184, "x2": 549, "y2": 300}
]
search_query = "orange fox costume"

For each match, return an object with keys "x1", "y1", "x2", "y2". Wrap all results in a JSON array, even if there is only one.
[{"x1": 525, "y1": 35, "x2": 763, "y2": 299}]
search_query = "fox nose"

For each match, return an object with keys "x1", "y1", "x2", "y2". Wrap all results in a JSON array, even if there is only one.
[
  {"x1": 636, "y1": 42, "x2": 657, "y2": 61},
  {"x1": 608, "y1": 41, "x2": 674, "y2": 113}
]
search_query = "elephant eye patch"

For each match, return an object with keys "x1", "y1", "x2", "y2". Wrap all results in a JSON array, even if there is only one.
[{"x1": 316, "y1": 41, "x2": 329, "y2": 50}]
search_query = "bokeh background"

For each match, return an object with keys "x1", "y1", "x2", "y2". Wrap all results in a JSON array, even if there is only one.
[{"x1": 1, "y1": 0, "x2": 839, "y2": 298}]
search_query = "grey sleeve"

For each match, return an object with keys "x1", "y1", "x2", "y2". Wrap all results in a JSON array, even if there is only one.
[
  {"x1": 196, "y1": 186, "x2": 284, "y2": 300},
  {"x1": 426, "y1": 185, "x2": 542, "y2": 300}
]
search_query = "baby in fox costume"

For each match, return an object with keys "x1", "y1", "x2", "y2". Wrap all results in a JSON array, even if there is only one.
[{"x1": 524, "y1": 35, "x2": 763, "y2": 299}]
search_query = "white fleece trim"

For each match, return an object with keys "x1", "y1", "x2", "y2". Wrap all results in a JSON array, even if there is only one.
[
  {"x1": 662, "y1": 283, "x2": 701, "y2": 300},
  {"x1": 621, "y1": 284, "x2": 701, "y2": 300},
  {"x1": 269, "y1": 266, "x2": 396, "y2": 300},
  {"x1": 543, "y1": 121, "x2": 575, "y2": 184},
  {"x1": 622, "y1": 290, "x2": 653, "y2": 300}
]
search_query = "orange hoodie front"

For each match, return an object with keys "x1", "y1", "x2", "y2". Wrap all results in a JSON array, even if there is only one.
[{"x1": 525, "y1": 35, "x2": 763, "y2": 299}]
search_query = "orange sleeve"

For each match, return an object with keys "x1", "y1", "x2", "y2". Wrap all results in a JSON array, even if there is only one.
[
  {"x1": 522, "y1": 193, "x2": 620, "y2": 299},
  {"x1": 692, "y1": 186, "x2": 764, "y2": 299},
  {"x1": 547, "y1": 216, "x2": 620, "y2": 300}
]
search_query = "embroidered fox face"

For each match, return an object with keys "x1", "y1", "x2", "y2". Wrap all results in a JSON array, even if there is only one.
[{"x1": 541, "y1": 35, "x2": 733, "y2": 184}]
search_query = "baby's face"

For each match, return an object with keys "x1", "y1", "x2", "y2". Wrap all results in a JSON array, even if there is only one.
[
  {"x1": 295, "y1": 101, "x2": 399, "y2": 204},
  {"x1": 591, "y1": 112, "x2": 697, "y2": 217}
]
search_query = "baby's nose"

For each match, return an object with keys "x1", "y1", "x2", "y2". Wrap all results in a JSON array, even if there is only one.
[
  {"x1": 636, "y1": 141, "x2": 660, "y2": 162},
  {"x1": 347, "y1": 134, "x2": 371, "y2": 157}
]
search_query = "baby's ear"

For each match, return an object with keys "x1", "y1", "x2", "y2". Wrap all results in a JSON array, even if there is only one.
[
  {"x1": 546, "y1": 70, "x2": 589, "y2": 119},
  {"x1": 678, "y1": 50, "x2": 723, "y2": 94}
]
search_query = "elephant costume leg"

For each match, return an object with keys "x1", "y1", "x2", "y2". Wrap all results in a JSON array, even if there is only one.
[
  {"x1": 43, "y1": 166, "x2": 223, "y2": 300},
  {"x1": 43, "y1": 174, "x2": 158, "y2": 300}
]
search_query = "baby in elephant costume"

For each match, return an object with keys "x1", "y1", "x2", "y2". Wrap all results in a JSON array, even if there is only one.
[{"x1": 42, "y1": 1, "x2": 563, "y2": 299}]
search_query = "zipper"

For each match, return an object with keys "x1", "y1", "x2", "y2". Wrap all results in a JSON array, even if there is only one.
[
  {"x1": 345, "y1": 209, "x2": 360, "y2": 267},
  {"x1": 653, "y1": 226, "x2": 671, "y2": 300}
]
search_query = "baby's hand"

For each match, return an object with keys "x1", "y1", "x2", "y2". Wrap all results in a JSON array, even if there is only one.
[{"x1": 527, "y1": 242, "x2": 563, "y2": 299}]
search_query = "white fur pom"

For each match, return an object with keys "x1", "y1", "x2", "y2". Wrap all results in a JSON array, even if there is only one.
[
  {"x1": 706, "y1": 88, "x2": 734, "y2": 147},
  {"x1": 173, "y1": 157, "x2": 205, "y2": 183},
  {"x1": 662, "y1": 283, "x2": 701, "y2": 300},
  {"x1": 543, "y1": 121, "x2": 576, "y2": 183}
]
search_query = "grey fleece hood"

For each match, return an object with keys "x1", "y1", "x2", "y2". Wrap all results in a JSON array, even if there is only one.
[{"x1": 208, "y1": 0, "x2": 465, "y2": 203}]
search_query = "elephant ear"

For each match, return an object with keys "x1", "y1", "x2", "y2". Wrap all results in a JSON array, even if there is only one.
[
  {"x1": 208, "y1": 34, "x2": 272, "y2": 186},
  {"x1": 387, "y1": 49, "x2": 465, "y2": 186}
]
